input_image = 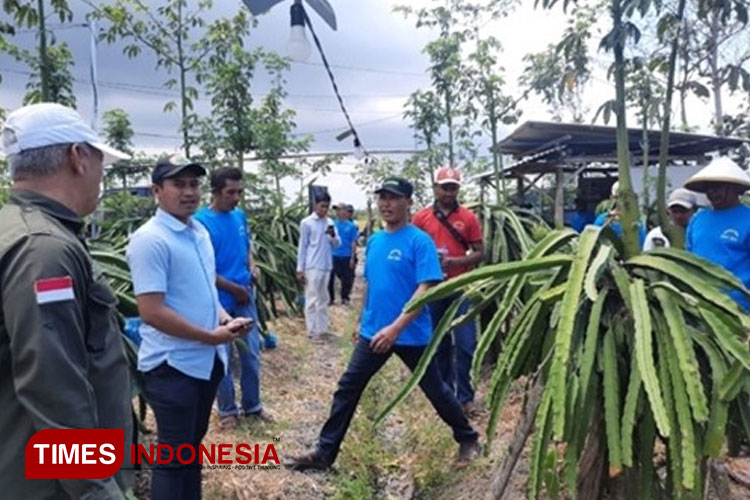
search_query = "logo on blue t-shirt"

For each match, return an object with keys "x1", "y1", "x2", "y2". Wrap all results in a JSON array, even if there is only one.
[
  {"x1": 359, "y1": 226, "x2": 443, "y2": 346},
  {"x1": 687, "y1": 205, "x2": 750, "y2": 311},
  {"x1": 721, "y1": 228, "x2": 740, "y2": 243}
]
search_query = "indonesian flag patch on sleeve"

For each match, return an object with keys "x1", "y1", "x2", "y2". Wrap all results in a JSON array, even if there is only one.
[{"x1": 35, "y1": 276, "x2": 75, "y2": 304}]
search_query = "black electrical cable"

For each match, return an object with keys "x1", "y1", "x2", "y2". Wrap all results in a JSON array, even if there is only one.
[{"x1": 302, "y1": 5, "x2": 368, "y2": 156}]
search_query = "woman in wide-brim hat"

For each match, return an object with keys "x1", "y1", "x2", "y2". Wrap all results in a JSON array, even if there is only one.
[{"x1": 684, "y1": 156, "x2": 750, "y2": 311}]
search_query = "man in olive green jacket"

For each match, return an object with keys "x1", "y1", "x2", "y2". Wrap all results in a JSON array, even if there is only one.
[{"x1": 0, "y1": 103, "x2": 133, "y2": 499}]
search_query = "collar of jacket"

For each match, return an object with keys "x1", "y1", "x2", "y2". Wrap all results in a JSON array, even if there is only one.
[{"x1": 10, "y1": 189, "x2": 84, "y2": 234}]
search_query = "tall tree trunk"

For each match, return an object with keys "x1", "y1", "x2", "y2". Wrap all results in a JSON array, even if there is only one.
[
  {"x1": 679, "y1": 87, "x2": 688, "y2": 130},
  {"x1": 658, "y1": 0, "x2": 687, "y2": 248},
  {"x1": 37, "y1": 0, "x2": 51, "y2": 101},
  {"x1": 554, "y1": 167, "x2": 565, "y2": 228},
  {"x1": 679, "y1": 32, "x2": 690, "y2": 130},
  {"x1": 176, "y1": 1, "x2": 191, "y2": 158},
  {"x1": 577, "y1": 402, "x2": 607, "y2": 499},
  {"x1": 612, "y1": 0, "x2": 641, "y2": 259},
  {"x1": 488, "y1": 89, "x2": 505, "y2": 205},
  {"x1": 709, "y1": 12, "x2": 723, "y2": 135},
  {"x1": 426, "y1": 136, "x2": 435, "y2": 184},
  {"x1": 274, "y1": 172, "x2": 284, "y2": 218},
  {"x1": 641, "y1": 101, "x2": 650, "y2": 214},
  {"x1": 445, "y1": 90, "x2": 455, "y2": 167}
]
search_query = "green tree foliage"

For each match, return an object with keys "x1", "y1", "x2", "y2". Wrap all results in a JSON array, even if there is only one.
[
  {"x1": 101, "y1": 108, "x2": 134, "y2": 154},
  {"x1": 424, "y1": 33, "x2": 477, "y2": 168},
  {"x1": 682, "y1": 0, "x2": 750, "y2": 134},
  {"x1": 251, "y1": 56, "x2": 311, "y2": 214},
  {"x1": 0, "y1": 158, "x2": 10, "y2": 207},
  {"x1": 193, "y1": 10, "x2": 260, "y2": 169},
  {"x1": 625, "y1": 55, "x2": 665, "y2": 213},
  {"x1": 466, "y1": 34, "x2": 521, "y2": 202},
  {"x1": 0, "y1": 0, "x2": 74, "y2": 101},
  {"x1": 101, "y1": 108, "x2": 152, "y2": 189},
  {"x1": 396, "y1": 1, "x2": 497, "y2": 170},
  {"x1": 396, "y1": 0, "x2": 523, "y2": 194},
  {"x1": 404, "y1": 89, "x2": 445, "y2": 184},
  {"x1": 520, "y1": 2, "x2": 597, "y2": 123},
  {"x1": 20, "y1": 40, "x2": 76, "y2": 107},
  {"x1": 88, "y1": 0, "x2": 214, "y2": 158}
]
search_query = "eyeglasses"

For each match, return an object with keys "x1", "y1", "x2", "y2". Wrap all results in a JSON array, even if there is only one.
[{"x1": 439, "y1": 184, "x2": 459, "y2": 192}]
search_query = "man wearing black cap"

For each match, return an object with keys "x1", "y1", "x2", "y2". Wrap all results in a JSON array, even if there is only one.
[
  {"x1": 126, "y1": 156, "x2": 252, "y2": 500},
  {"x1": 288, "y1": 177, "x2": 480, "y2": 471}
]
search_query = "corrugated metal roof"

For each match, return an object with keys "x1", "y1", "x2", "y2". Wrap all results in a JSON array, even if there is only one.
[
  {"x1": 474, "y1": 121, "x2": 747, "y2": 181},
  {"x1": 498, "y1": 121, "x2": 745, "y2": 157}
]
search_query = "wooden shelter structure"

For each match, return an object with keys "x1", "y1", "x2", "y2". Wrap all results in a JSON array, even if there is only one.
[{"x1": 474, "y1": 121, "x2": 747, "y2": 226}]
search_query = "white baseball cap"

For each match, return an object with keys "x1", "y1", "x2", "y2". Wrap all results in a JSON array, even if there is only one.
[
  {"x1": 1, "y1": 102, "x2": 130, "y2": 166},
  {"x1": 667, "y1": 188, "x2": 697, "y2": 209}
]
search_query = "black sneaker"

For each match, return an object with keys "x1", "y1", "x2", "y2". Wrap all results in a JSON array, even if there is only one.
[
  {"x1": 285, "y1": 450, "x2": 332, "y2": 471},
  {"x1": 456, "y1": 440, "x2": 481, "y2": 466}
]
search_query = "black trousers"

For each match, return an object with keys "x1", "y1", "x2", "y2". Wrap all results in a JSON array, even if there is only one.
[
  {"x1": 328, "y1": 256, "x2": 354, "y2": 303},
  {"x1": 142, "y1": 357, "x2": 223, "y2": 500},
  {"x1": 316, "y1": 338, "x2": 478, "y2": 464}
]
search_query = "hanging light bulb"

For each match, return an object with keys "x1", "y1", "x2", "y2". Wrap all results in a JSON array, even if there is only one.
[
  {"x1": 287, "y1": 1, "x2": 312, "y2": 62},
  {"x1": 353, "y1": 137, "x2": 365, "y2": 160}
]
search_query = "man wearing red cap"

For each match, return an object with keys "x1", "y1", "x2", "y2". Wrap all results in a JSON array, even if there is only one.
[{"x1": 412, "y1": 166, "x2": 485, "y2": 417}]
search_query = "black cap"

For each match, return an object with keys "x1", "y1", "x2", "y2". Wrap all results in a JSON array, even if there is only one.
[
  {"x1": 346, "y1": 204, "x2": 354, "y2": 212},
  {"x1": 152, "y1": 157, "x2": 207, "y2": 183},
  {"x1": 374, "y1": 177, "x2": 413, "y2": 198}
]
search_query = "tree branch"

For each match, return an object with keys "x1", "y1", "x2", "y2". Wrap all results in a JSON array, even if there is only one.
[{"x1": 490, "y1": 377, "x2": 545, "y2": 500}]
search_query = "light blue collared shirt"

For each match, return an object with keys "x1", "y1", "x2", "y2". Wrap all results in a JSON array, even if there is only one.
[{"x1": 126, "y1": 208, "x2": 227, "y2": 380}]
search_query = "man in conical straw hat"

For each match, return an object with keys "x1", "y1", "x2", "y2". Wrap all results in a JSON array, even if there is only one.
[{"x1": 684, "y1": 156, "x2": 750, "y2": 311}]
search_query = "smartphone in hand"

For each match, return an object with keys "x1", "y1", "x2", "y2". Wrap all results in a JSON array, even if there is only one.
[{"x1": 228, "y1": 318, "x2": 253, "y2": 333}]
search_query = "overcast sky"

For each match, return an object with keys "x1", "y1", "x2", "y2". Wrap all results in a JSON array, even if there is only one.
[{"x1": 0, "y1": 0, "x2": 725, "y2": 206}]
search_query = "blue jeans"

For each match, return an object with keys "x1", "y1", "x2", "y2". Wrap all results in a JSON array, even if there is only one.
[
  {"x1": 316, "y1": 338, "x2": 478, "y2": 464},
  {"x1": 143, "y1": 356, "x2": 223, "y2": 500},
  {"x1": 430, "y1": 294, "x2": 476, "y2": 405},
  {"x1": 216, "y1": 285, "x2": 263, "y2": 417}
]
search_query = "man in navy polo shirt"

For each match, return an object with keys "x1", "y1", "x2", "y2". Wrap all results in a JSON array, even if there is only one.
[
  {"x1": 288, "y1": 177, "x2": 480, "y2": 471},
  {"x1": 195, "y1": 167, "x2": 273, "y2": 429}
]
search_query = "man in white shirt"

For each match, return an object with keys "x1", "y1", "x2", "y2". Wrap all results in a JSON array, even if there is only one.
[
  {"x1": 643, "y1": 188, "x2": 698, "y2": 251},
  {"x1": 296, "y1": 193, "x2": 341, "y2": 340}
]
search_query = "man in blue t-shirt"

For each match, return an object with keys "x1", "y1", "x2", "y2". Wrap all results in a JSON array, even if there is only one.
[
  {"x1": 328, "y1": 203, "x2": 359, "y2": 305},
  {"x1": 195, "y1": 167, "x2": 273, "y2": 429},
  {"x1": 288, "y1": 177, "x2": 479, "y2": 471},
  {"x1": 684, "y1": 157, "x2": 750, "y2": 311}
]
